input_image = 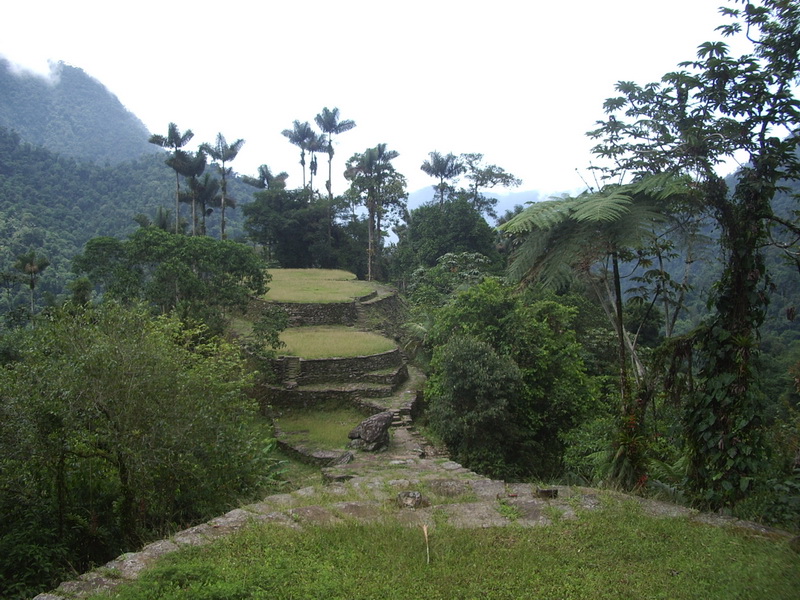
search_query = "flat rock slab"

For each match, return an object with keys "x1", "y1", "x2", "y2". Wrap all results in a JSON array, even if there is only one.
[
  {"x1": 637, "y1": 497, "x2": 696, "y2": 519},
  {"x1": 208, "y1": 508, "x2": 266, "y2": 534},
  {"x1": 469, "y1": 479, "x2": 506, "y2": 500},
  {"x1": 259, "y1": 492, "x2": 300, "y2": 507},
  {"x1": 440, "y1": 502, "x2": 512, "y2": 528},
  {"x1": 289, "y1": 505, "x2": 342, "y2": 526},
  {"x1": 506, "y1": 499, "x2": 552, "y2": 526},
  {"x1": 104, "y1": 541, "x2": 179, "y2": 580},
  {"x1": 172, "y1": 523, "x2": 214, "y2": 546},
  {"x1": 331, "y1": 501, "x2": 385, "y2": 521},
  {"x1": 503, "y1": 482, "x2": 533, "y2": 498},
  {"x1": 56, "y1": 572, "x2": 122, "y2": 597},
  {"x1": 426, "y1": 479, "x2": 472, "y2": 498},
  {"x1": 245, "y1": 509, "x2": 302, "y2": 529}
]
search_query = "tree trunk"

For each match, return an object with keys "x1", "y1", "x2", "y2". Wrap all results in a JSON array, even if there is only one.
[
  {"x1": 367, "y1": 193, "x2": 376, "y2": 281},
  {"x1": 174, "y1": 170, "x2": 180, "y2": 234}
]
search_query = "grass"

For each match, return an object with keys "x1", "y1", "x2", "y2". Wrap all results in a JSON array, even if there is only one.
[
  {"x1": 280, "y1": 326, "x2": 396, "y2": 358},
  {"x1": 265, "y1": 269, "x2": 378, "y2": 303},
  {"x1": 86, "y1": 497, "x2": 799, "y2": 600},
  {"x1": 275, "y1": 407, "x2": 366, "y2": 450}
]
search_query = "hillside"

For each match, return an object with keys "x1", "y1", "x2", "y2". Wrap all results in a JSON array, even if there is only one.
[
  {"x1": 0, "y1": 58, "x2": 158, "y2": 164},
  {"x1": 33, "y1": 269, "x2": 799, "y2": 600}
]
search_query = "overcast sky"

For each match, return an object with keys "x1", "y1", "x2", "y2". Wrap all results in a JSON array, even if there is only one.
[{"x1": 2, "y1": 0, "x2": 735, "y2": 197}]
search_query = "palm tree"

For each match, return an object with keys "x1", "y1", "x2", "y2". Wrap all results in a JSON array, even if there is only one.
[
  {"x1": 307, "y1": 132, "x2": 327, "y2": 195},
  {"x1": 202, "y1": 133, "x2": 245, "y2": 239},
  {"x1": 242, "y1": 164, "x2": 289, "y2": 190},
  {"x1": 314, "y1": 107, "x2": 356, "y2": 201},
  {"x1": 14, "y1": 249, "x2": 49, "y2": 315},
  {"x1": 149, "y1": 123, "x2": 194, "y2": 233},
  {"x1": 187, "y1": 173, "x2": 222, "y2": 236},
  {"x1": 176, "y1": 150, "x2": 207, "y2": 235},
  {"x1": 420, "y1": 151, "x2": 465, "y2": 204},
  {"x1": 281, "y1": 121, "x2": 315, "y2": 190}
]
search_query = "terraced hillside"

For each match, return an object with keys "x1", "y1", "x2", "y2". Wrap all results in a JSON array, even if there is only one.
[{"x1": 35, "y1": 270, "x2": 798, "y2": 599}]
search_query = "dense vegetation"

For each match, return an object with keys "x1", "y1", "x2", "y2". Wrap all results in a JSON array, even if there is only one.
[
  {"x1": 0, "y1": 1, "x2": 799, "y2": 597},
  {"x1": 0, "y1": 303, "x2": 282, "y2": 598}
]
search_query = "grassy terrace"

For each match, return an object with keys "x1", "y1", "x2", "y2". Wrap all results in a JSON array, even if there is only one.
[
  {"x1": 274, "y1": 406, "x2": 366, "y2": 450},
  {"x1": 264, "y1": 269, "x2": 379, "y2": 303},
  {"x1": 85, "y1": 497, "x2": 799, "y2": 600},
  {"x1": 280, "y1": 326, "x2": 395, "y2": 359}
]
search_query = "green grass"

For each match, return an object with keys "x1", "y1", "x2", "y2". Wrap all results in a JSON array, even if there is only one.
[
  {"x1": 87, "y1": 497, "x2": 799, "y2": 600},
  {"x1": 280, "y1": 326, "x2": 396, "y2": 358},
  {"x1": 275, "y1": 407, "x2": 366, "y2": 450},
  {"x1": 265, "y1": 269, "x2": 378, "y2": 303}
]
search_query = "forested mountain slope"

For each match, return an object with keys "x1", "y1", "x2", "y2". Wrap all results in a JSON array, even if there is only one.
[
  {"x1": 0, "y1": 127, "x2": 172, "y2": 306},
  {"x1": 0, "y1": 126, "x2": 256, "y2": 310},
  {"x1": 0, "y1": 58, "x2": 157, "y2": 164}
]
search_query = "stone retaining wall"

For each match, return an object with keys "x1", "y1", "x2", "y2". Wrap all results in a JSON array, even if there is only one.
[
  {"x1": 291, "y1": 349, "x2": 403, "y2": 385},
  {"x1": 273, "y1": 301, "x2": 360, "y2": 327},
  {"x1": 261, "y1": 385, "x2": 397, "y2": 410}
]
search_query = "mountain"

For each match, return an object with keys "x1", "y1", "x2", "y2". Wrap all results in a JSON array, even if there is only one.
[{"x1": 0, "y1": 58, "x2": 158, "y2": 164}]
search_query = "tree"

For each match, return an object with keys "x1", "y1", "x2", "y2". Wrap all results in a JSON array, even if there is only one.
[
  {"x1": 281, "y1": 120, "x2": 315, "y2": 190},
  {"x1": 306, "y1": 131, "x2": 327, "y2": 195},
  {"x1": 242, "y1": 164, "x2": 289, "y2": 191},
  {"x1": 202, "y1": 134, "x2": 245, "y2": 240},
  {"x1": 148, "y1": 123, "x2": 194, "y2": 233},
  {"x1": 185, "y1": 173, "x2": 222, "y2": 236},
  {"x1": 73, "y1": 228, "x2": 267, "y2": 332},
  {"x1": 345, "y1": 144, "x2": 406, "y2": 280},
  {"x1": 426, "y1": 278, "x2": 594, "y2": 479},
  {"x1": 399, "y1": 196, "x2": 501, "y2": 272},
  {"x1": 420, "y1": 151, "x2": 465, "y2": 203},
  {"x1": 0, "y1": 302, "x2": 279, "y2": 597},
  {"x1": 13, "y1": 249, "x2": 49, "y2": 315},
  {"x1": 501, "y1": 175, "x2": 693, "y2": 486},
  {"x1": 314, "y1": 107, "x2": 356, "y2": 201},
  {"x1": 176, "y1": 150, "x2": 207, "y2": 235},
  {"x1": 586, "y1": 0, "x2": 800, "y2": 507},
  {"x1": 460, "y1": 153, "x2": 522, "y2": 218}
]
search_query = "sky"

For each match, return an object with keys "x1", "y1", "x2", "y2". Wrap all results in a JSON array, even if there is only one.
[{"x1": 2, "y1": 0, "x2": 738, "y2": 199}]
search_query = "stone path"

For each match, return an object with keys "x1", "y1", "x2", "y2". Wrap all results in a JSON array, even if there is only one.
[{"x1": 35, "y1": 414, "x2": 793, "y2": 599}]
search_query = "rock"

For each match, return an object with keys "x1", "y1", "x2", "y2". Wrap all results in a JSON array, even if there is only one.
[
  {"x1": 348, "y1": 411, "x2": 394, "y2": 452},
  {"x1": 427, "y1": 479, "x2": 470, "y2": 498},
  {"x1": 397, "y1": 490, "x2": 430, "y2": 509},
  {"x1": 535, "y1": 487, "x2": 559, "y2": 499},
  {"x1": 321, "y1": 469, "x2": 355, "y2": 484},
  {"x1": 328, "y1": 451, "x2": 355, "y2": 466}
]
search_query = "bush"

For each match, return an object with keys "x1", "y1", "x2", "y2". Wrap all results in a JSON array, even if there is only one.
[
  {"x1": 0, "y1": 302, "x2": 280, "y2": 599},
  {"x1": 425, "y1": 279, "x2": 596, "y2": 479}
]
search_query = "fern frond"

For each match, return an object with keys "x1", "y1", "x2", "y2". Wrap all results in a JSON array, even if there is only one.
[
  {"x1": 572, "y1": 189, "x2": 633, "y2": 223},
  {"x1": 499, "y1": 197, "x2": 576, "y2": 233}
]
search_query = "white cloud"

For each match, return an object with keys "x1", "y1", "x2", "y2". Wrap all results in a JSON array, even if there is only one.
[{"x1": 2, "y1": 0, "x2": 736, "y2": 195}]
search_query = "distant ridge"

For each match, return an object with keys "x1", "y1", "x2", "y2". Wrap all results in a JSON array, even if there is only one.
[{"x1": 0, "y1": 57, "x2": 158, "y2": 164}]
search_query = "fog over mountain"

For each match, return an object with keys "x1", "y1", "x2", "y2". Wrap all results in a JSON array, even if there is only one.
[{"x1": 0, "y1": 58, "x2": 158, "y2": 164}]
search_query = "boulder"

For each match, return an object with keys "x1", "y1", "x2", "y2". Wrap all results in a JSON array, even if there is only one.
[{"x1": 348, "y1": 411, "x2": 394, "y2": 452}]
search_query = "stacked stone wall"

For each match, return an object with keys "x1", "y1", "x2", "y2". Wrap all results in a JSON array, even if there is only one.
[
  {"x1": 296, "y1": 349, "x2": 402, "y2": 384},
  {"x1": 271, "y1": 301, "x2": 359, "y2": 327}
]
